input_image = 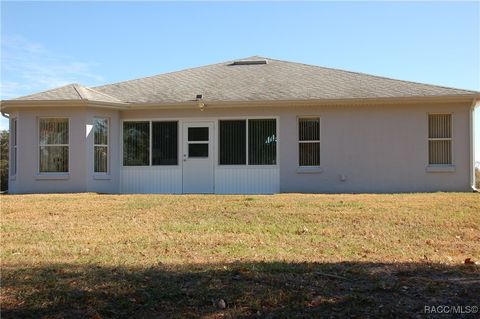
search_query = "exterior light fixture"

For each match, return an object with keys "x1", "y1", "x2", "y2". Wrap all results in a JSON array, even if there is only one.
[{"x1": 196, "y1": 94, "x2": 205, "y2": 111}]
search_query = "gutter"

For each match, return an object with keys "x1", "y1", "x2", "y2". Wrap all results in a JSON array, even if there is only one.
[
  {"x1": 126, "y1": 94, "x2": 480, "y2": 110},
  {"x1": 1, "y1": 111, "x2": 9, "y2": 119},
  {"x1": 0, "y1": 99, "x2": 129, "y2": 111},
  {"x1": 2, "y1": 94, "x2": 480, "y2": 112},
  {"x1": 470, "y1": 98, "x2": 478, "y2": 192}
]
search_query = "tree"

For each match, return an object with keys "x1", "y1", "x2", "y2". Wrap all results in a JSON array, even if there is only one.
[{"x1": 0, "y1": 130, "x2": 9, "y2": 191}]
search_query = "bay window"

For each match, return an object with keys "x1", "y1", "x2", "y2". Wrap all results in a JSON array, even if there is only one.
[
  {"x1": 94, "y1": 118, "x2": 109, "y2": 173},
  {"x1": 11, "y1": 118, "x2": 17, "y2": 177},
  {"x1": 39, "y1": 118, "x2": 69, "y2": 173}
]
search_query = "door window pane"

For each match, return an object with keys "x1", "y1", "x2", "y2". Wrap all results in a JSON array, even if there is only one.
[
  {"x1": 188, "y1": 127, "x2": 208, "y2": 141},
  {"x1": 189, "y1": 143, "x2": 208, "y2": 157}
]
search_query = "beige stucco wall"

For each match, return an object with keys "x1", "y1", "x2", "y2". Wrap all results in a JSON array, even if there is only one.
[
  {"x1": 85, "y1": 108, "x2": 121, "y2": 193},
  {"x1": 8, "y1": 101, "x2": 472, "y2": 193},
  {"x1": 9, "y1": 107, "x2": 120, "y2": 194},
  {"x1": 122, "y1": 101, "x2": 472, "y2": 193}
]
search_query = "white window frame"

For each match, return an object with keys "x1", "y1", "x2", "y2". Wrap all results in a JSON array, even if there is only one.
[
  {"x1": 37, "y1": 117, "x2": 70, "y2": 176},
  {"x1": 297, "y1": 116, "x2": 322, "y2": 173},
  {"x1": 93, "y1": 117, "x2": 109, "y2": 174},
  {"x1": 427, "y1": 113, "x2": 454, "y2": 168},
  {"x1": 10, "y1": 118, "x2": 17, "y2": 179}
]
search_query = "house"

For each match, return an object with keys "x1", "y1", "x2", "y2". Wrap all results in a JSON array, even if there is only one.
[{"x1": 1, "y1": 56, "x2": 478, "y2": 194}]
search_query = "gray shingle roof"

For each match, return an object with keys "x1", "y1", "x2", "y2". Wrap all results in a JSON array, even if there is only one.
[
  {"x1": 11, "y1": 56, "x2": 478, "y2": 104},
  {"x1": 13, "y1": 83, "x2": 124, "y2": 104}
]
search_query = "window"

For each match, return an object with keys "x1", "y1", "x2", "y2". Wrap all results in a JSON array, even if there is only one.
[
  {"x1": 428, "y1": 114, "x2": 452, "y2": 165},
  {"x1": 219, "y1": 120, "x2": 246, "y2": 165},
  {"x1": 123, "y1": 121, "x2": 149, "y2": 166},
  {"x1": 11, "y1": 118, "x2": 17, "y2": 176},
  {"x1": 298, "y1": 117, "x2": 320, "y2": 166},
  {"x1": 187, "y1": 127, "x2": 209, "y2": 158},
  {"x1": 39, "y1": 118, "x2": 69, "y2": 173},
  {"x1": 152, "y1": 121, "x2": 178, "y2": 165},
  {"x1": 94, "y1": 118, "x2": 109, "y2": 173},
  {"x1": 248, "y1": 119, "x2": 276, "y2": 165}
]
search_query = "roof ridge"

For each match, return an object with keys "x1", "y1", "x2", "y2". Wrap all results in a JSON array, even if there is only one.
[
  {"x1": 266, "y1": 57, "x2": 479, "y2": 93},
  {"x1": 72, "y1": 83, "x2": 87, "y2": 100},
  {"x1": 83, "y1": 86, "x2": 125, "y2": 103}
]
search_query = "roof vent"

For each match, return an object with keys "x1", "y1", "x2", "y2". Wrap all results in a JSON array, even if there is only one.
[{"x1": 230, "y1": 59, "x2": 268, "y2": 66}]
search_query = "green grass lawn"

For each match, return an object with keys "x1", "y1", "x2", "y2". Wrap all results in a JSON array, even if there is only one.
[{"x1": 1, "y1": 193, "x2": 479, "y2": 318}]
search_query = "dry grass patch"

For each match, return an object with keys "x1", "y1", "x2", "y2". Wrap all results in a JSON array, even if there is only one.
[{"x1": 1, "y1": 193, "x2": 479, "y2": 317}]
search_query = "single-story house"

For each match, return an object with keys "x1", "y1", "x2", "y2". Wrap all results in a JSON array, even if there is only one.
[{"x1": 1, "y1": 56, "x2": 478, "y2": 194}]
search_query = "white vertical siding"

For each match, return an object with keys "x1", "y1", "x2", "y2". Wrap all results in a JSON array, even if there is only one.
[
  {"x1": 120, "y1": 166, "x2": 279, "y2": 194},
  {"x1": 120, "y1": 167, "x2": 182, "y2": 194},
  {"x1": 215, "y1": 166, "x2": 280, "y2": 194}
]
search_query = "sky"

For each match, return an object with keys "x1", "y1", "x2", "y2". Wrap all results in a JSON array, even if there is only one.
[{"x1": 1, "y1": 1, "x2": 479, "y2": 160}]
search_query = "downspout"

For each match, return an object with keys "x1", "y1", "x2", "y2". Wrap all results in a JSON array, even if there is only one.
[
  {"x1": 1, "y1": 112, "x2": 10, "y2": 119},
  {"x1": 470, "y1": 98, "x2": 478, "y2": 192}
]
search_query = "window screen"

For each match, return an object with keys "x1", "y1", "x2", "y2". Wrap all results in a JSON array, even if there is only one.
[
  {"x1": 188, "y1": 144, "x2": 208, "y2": 157},
  {"x1": 188, "y1": 127, "x2": 208, "y2": 141},
  {"x1": 248, "y1": 119, "x2": 276, "y2": 165},
  {"x1": 428, "y1": 114, "x2": 452, "y2": 165},
  {"x1": 94, "y1": 118, "x2": 108, "y2": 173},
  {"x1": 39, "y1": 118, "x2": 69, "y2": 173},
  {"x1": 299, "y1": 118, "x2": 320, "y2": 166},
  {"x1": 152, "y1": 121, "x2": 178, "y2": 165},
  {"x1": 123, "y1": 121, "x2": 150, "y2": 166},
  {"x1": 11, "y1": 118, "x2": 17, "y2": 176},
  {"x1": 219, "y1": 120, "x2": 246, "y2": 165}
]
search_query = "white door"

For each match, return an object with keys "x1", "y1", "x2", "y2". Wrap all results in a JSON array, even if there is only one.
[{"x1": 182, "y1": 122, "x2": 214, "y2": 194}]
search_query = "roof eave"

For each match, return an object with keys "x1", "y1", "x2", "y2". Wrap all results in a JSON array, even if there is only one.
[
  {"x1": 0, "y1": 99, "x2": 130, "y2": 112},
  {"x1": 1, "y1": 93, "x2": 478, "y2": 112},
  {"x1": 126, "y1": 94, "x2": 480, "y2": 109}
]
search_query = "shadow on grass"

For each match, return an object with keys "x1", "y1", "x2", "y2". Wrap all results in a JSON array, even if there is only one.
[{"x1": 2, "y1": 261, "x2": 479, "y2": 318}]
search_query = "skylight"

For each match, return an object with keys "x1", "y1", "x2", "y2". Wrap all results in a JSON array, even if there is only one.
[{"x1": 230, "y1": 59, "x2": 268, "y2": 66}]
